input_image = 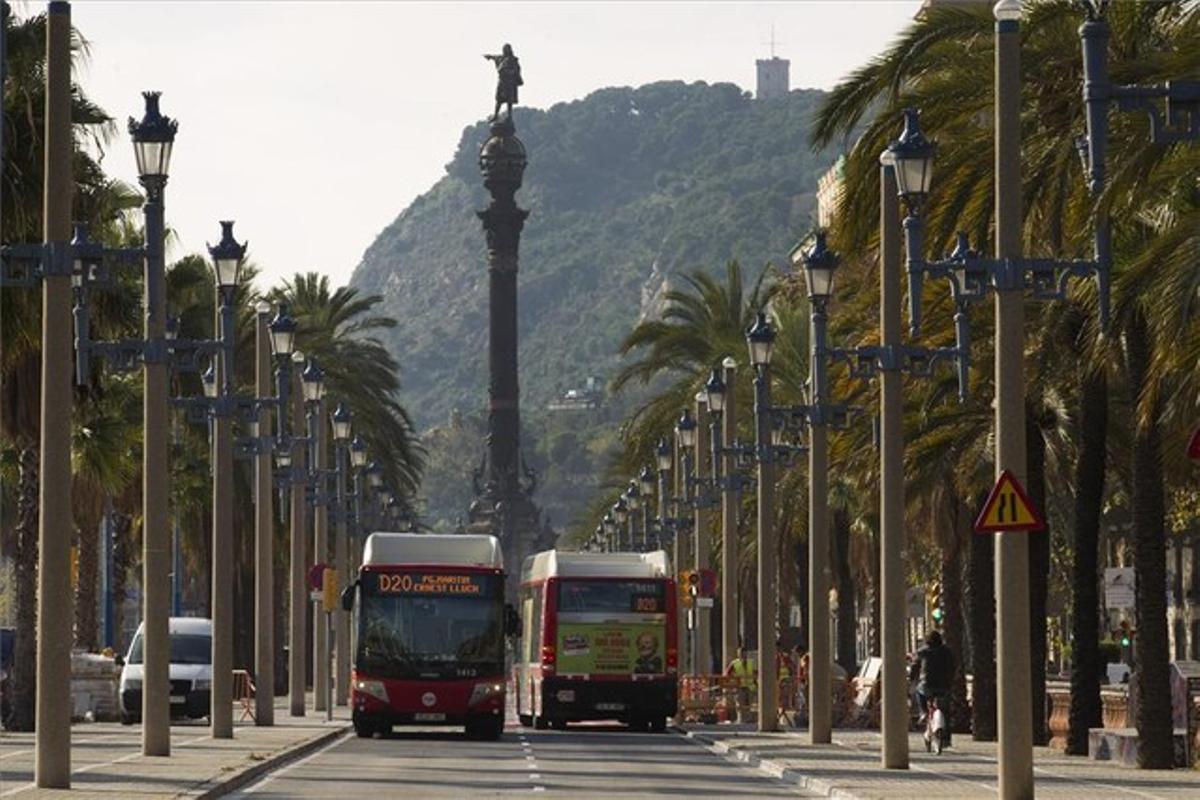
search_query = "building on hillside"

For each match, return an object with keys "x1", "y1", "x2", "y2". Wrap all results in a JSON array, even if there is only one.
[
  {"x1": 547, "y1": 377, "x2": 604, "y2": 412},
  {"x1": 816, "y1": 154, "x2": 846, "y2": 230},
  {"x1": 756, "y1": 56, "x2": 790, "y2": 100}
]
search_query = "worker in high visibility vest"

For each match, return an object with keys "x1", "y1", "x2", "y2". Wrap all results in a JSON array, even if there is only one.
[{"x1": 724, "y1": 643, "x2": 757, "y2": 721}]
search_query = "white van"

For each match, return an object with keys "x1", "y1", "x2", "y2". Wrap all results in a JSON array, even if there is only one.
[{"x1": 118, "y1": 617, "x2": 212, "y2": 725}]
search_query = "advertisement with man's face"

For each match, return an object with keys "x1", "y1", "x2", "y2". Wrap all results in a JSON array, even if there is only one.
[
  {"x1": 557, "y1": 622, "x2": 665, "y2": 675},
  {"x1": 555, "y1": 579, "x2": 669, "y2": 676}
]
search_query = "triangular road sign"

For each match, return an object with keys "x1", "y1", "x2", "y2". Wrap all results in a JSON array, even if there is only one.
[
  {"x1": 1188, "y1": 426, "x2": 1200, "y2": 461},
  {"x1": 974, "y1": 469, "x2": 1045, "y2": 533}
]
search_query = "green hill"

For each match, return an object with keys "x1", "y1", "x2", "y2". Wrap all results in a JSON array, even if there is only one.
[{"x1": 349, "y1": 79, "x2": 839, "y2": 528}]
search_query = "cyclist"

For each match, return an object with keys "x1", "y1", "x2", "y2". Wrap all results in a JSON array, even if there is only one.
[{"x1": 909, "y1": 630, "x2": 954, "y2": 732}]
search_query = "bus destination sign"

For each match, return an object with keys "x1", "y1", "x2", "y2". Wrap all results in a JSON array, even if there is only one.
[{"x1": 372, "y1": 572, "x2": 488, "y2": 596}]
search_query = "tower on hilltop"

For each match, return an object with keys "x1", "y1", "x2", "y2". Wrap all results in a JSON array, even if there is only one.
[{"x1": 756, "y1": 25, "x2": 789, "y2": 100}]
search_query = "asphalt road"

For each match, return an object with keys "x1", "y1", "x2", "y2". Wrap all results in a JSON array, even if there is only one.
[{"x1": 232, "y1": 722, "x2": 811, "y2": 798}]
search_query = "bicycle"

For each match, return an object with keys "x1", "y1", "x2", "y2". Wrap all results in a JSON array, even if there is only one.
[{"x1": 922, "y1": 694, "x2": 948, "y2": 754}]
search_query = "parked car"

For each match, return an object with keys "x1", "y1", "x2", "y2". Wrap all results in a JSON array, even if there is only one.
[{"x1": 118, "y1": 617, "x2": 212, "y2": 725}]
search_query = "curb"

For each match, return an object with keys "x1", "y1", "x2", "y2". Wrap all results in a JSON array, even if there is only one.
[
  {"x1": 190, "y1": 724, "x2": 351, "y2": 798},
  {"x1": 677, "y1": 727, "x2": 865, "y2": 800}
]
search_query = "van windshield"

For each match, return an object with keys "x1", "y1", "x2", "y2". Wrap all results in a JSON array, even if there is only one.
[{"x1": 127, "y1": 632, "x2": 211, "y2": 665}]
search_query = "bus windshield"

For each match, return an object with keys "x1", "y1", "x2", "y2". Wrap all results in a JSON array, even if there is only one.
[{"x1": 356, "y1": 570, "x2": 503, "y2": 679}]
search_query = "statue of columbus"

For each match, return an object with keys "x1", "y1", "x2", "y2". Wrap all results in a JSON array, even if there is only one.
[{"x1": 484, "y1": 43, "x2": 523, "y2": 122}]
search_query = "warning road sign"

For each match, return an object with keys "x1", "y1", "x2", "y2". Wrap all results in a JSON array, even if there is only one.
[{"x1": 974, "y1": 469, "x2": 1045, "y2": 532}]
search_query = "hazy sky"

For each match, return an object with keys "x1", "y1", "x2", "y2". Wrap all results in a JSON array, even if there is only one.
[{"x1": 50, "y1": 1, "x2": 923, "y2": 290}]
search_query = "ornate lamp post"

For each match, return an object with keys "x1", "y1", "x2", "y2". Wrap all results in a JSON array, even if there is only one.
[{"x1": 330, "y1": 403, "x2": 354, "y2": 705}]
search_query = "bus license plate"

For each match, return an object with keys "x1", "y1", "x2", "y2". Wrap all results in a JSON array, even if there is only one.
[
  {"x1": 556, "y1": 690, "x2": 575, "y2": 703},
  {"x1": 169, "y1": 695, "x2": 186, "y2": 704},
  {"x1": 414, "y1": 713, "x2": 445, "y2": 721},
  {"x1": 595, "y1": 702, "x2": 625, "y2": 711}
]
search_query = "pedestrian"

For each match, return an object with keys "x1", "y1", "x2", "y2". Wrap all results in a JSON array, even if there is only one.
[{"x1": 724, "y1": 643, "x2": 757, "y2": 723}]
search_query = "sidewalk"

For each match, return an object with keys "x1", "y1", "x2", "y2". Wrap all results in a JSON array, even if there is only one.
[
  {"x1": 681, "y1": 724, "x2": 1200, "y2": 799},
  {"x1": 0, "y1": 698, "x2": 349, "y2": 798}
]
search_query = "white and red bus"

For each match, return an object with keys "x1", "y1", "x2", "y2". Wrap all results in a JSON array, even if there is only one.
[
  {"x1": 514, "y1": 550, "x2": 677, "y2": 731},
  {"x1": 343, "y1": 533, "x2": 518, "y2": 740}
]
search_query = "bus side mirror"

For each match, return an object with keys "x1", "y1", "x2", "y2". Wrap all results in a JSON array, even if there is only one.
[
  {"x1": 505, "y1": 604, "x2": 520, "y2": 637},
  {"x1": 113, "y1": 653, "x2": 124, "y2": 668},
  {"x1": 340, "y1": 584, "x2": 355, "y2": 612}
]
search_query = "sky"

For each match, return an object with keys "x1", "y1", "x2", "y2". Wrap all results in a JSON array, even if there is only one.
[{"x1": 41, "y1": 0, "x2": 924, "y2": 290}]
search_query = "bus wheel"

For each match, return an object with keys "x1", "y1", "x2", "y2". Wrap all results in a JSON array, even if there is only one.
[
  {"x1": 648, "y1": 716, "x2": 667, "y2": 733},
  {"x1": 549, "y1": 718, "x2": 568, "y2": 731},
  {"x1": 466, "y1": 716, "x2": 504, "y2": 741},
  {"x1": 354, "y1": 722, "x2": 375, "y2": 738}
]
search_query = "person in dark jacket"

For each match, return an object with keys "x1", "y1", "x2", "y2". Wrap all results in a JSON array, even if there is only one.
[{"x1": 909, "y1": 630, "x2": 954, "y2": 722}]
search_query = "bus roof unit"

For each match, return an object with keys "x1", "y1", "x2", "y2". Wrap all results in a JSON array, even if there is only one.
[
  {"x1": 521, "y1": 549, "x2": 670, "y2": 584},
  {"x1": 361, "y1": 533, "x2": 502, "y2": 569}
]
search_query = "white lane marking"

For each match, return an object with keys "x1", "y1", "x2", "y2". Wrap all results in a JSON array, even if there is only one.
[
  {"x1": 0, "y1": 733, "x2": 211, "y2": 797},
  {"x1": 532, "y1": 787, "x2": 545, "y2": 793},
  {"x1": 232, "y1": 731, "x2": 352, "y2": 796}
]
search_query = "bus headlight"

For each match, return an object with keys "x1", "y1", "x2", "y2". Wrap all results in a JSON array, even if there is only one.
[
  {"x1": 468, "y1": 682, "x2": 505, "y2": 706},
  {"x1": 355, "y1": 680, "x2": 388, "y2": 703}
]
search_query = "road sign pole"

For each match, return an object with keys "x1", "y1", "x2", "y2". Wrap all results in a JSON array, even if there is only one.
[{"x1": 994, "y1": 4, "x2": 1034, "y2": 797}]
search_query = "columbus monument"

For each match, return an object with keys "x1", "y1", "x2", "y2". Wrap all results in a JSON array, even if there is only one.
[{"x1": 468, "y1": 44, "x2": 552, "y2": 591}]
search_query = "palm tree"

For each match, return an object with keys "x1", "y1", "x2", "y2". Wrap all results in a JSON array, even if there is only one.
[
  {"x1": 810, "y1": 0, "x2": 1198, "y2": 760},
  {"x1": 269, "y1": 273, "x2": 423, "y2": 501},
  {"x1": 2, "y1": 5, "x2": 142, "y2": 727}
]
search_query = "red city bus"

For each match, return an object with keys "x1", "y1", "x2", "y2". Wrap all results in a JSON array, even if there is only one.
[
  {"x1": 514, "y1": 550, "x2": 677, "y2": 731},
  {"x1": 343, "y1": 533, "x2": 518, "y2": 740}
]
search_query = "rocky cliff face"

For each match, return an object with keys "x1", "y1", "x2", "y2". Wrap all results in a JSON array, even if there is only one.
[{"x1": 350, "y1": 80, "x2": 837, "y2": 434}]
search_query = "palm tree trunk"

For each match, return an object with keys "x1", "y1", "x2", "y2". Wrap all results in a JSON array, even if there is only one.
[
  {"x1": 832, "y1": 507, "x2": 857, "y2": 674},
  {"x1": 969, "y1": 499, "x2": 997, "y2": 740},
  {"x1": 1067, "y1": 369, "x2": 1107, "y2": 755},
  {"x1": 1026, "y1": 403, "x2": 1050, "y2": 746},
  {"x1": 10, "y1": 448, "x2": 39, "y2": 731},
  {"x1": 944, "y1": 499, "x2": 970, "y2": 734},
  {"x1": 1126, "y1": 311, "x2": 1173, "y2": 769},
  {"x1": 74, "y1": 505, "x2": 102, "y2": 652},
  {"x1": 111, "y1": 512, "x2": 133, "y2": 652}
]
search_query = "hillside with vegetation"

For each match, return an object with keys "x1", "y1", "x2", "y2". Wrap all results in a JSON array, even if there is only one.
[{"x1": 350, "y1": 80, "x2": 840, "y2": 528}]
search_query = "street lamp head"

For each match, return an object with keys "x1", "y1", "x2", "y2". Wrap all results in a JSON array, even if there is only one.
[
  {"x1": 655, "y1": 437, "x2": 673, "y2": 471},
  {"x1": 331, "y1": 402, "x2": 353, "y2": 442},
  {"x1": 300, "y1": 358, "x2": 325, "y2": 404},
  {"x1": 268, "y1": 305, "x2": 297, "y2": 357},
  {"x1": 771, "y1": 421, "x2": 787, "y2": 447},
  {"x1": 625, "y1": 481, "x2": 641, "y2": 510},
  {"x1": 639, "y1": 465, "x2": 656, "y2": 496},
  {"x1": 722, "y1": 355, "x2": 737, "y2": 371},
  {"x1": 291, "y1": 350, "x2": 305, "y2": 366},
  {"x1": 613, "y1": 497, "x2": 629, "y2": 524},
  {"x1": 798, "y1": 230, "x2": 839, "y2": 302},
  {"x1": 128, "y1": 91, "x2": 177, "y2": 181},
  {"x1": 704, "y1": 367, "x2": 727, "y2": 413},
  {"x1": 202, "y1": 362, "x2": 218, "y2": 399},
  {"x1": 366, "y1": 461, "x2": 384, "y2": 488},
  {"x1": 886, "y1": 108, "x2": 936, "y2": 203},
  {"x1": 602, "y1": 513, "x2": 617, "y2": 536},
  {"x1": 675, "y1": 408, "x2": 697, "y2": 448},
  {"x1": 745, "y1": 310, "x2": 776, "y2": 368},
  {"x1": 349, "y1": 435, "x2": 368, "y2": 468},
  {"x1": 208, "y1": 220, "x2": 247, "y2": 291},
  {"x1": 275, "y1": 445, "x2": 292, "y2": 469},
  {"x1": 164, "y1": 315, "x2": 179, "y2": 341},
  {"x1": 255, "y1": 299, "x2": 272, "y2": 316},
  {"x1": 379, "y1": 487, "x2": 394, "y2": 507}
]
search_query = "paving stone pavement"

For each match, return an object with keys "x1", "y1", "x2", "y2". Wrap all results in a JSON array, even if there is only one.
[
  {"x1": 682, "y1": 724, "x2": 1200, "y2": 799},
  {"x1": 0, "y1": 698, "x2": 349, "y2": 798}
]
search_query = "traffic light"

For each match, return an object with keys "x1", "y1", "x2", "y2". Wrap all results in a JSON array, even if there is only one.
[
  {"x1": 1118, "y1": 620, "x2": 1132, "y2": 648},
  {"x1": 679, "y1": 570, "x2": 696, "y2": 608},
  {"x1": 929, "y1": 581, "x2": 943, "y2": 625}
]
